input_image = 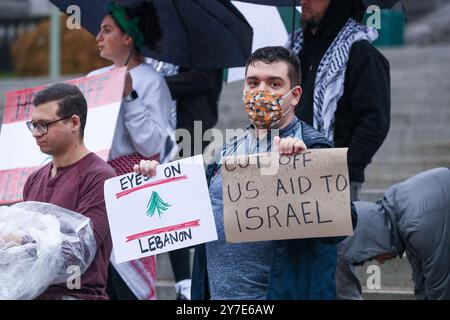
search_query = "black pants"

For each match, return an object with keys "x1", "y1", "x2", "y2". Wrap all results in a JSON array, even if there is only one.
[
  {"x1": 106, "y1": 264, "x2": 138, "y2": 300},
  {"x1": 169, "y1": 248, "x2": 191, "y2": 282}
]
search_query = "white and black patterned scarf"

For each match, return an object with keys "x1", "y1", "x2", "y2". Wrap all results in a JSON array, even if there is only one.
[{"x1": 286, "y1": 19, "x2": 378, "y2": 141}]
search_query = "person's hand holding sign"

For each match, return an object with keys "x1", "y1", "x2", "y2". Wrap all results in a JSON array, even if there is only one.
[
  {"x1": 134, "y1": 159, "x2": 160, "y2": 177},
  {"x1": 133, "y1": 136, "x2": 307, "y2": 177},
  {"x1": 273, "y1": 136, "x2": 307, "y2": 155}
]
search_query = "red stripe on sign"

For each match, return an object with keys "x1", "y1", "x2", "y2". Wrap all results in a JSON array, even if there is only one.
[
  {"x1": 0, "y1": 167, "x2": 39, "y2": 205},
  {"x1": 125, "y1": 219, "x2": 200, "y2": 242},
  {"x1": 2, "y1": 67, "x2": 126, "y2": 124},
  {"x1": 116, "y1": 175, "x2": 188, "y2": 199}
]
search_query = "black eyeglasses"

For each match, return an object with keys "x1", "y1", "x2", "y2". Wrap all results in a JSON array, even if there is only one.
[{"x1": 26, "y1": 116, "x2": 72, "y2": 135}]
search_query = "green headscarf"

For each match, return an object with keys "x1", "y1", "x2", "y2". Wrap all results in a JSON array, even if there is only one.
[{"x1": 107, "y1": 1, "x2": 145, "y2": 50}]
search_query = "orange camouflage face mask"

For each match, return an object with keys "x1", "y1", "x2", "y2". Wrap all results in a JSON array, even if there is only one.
[{"x1": 243, "y1": 89, "x2": 294, "y2": 129}]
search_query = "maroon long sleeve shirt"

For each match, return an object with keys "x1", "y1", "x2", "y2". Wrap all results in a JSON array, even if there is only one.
[{"x1": 23, "y1": 152, "x2": 116, "y2": 300}]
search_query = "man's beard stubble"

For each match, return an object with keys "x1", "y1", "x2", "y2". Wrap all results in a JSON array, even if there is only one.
[{"x1": 301, "y1": 17, "x2": 320, "y2": 30}]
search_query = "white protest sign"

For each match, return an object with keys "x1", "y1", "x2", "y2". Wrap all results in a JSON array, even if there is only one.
[
  {"x1": 222, "y1": 149, "x2": 353, "y2": 242},
  {"x1": 0, "y1": 67, "x2": 126, "y2": 204},
  {"x1": 104, "y1": 155, "x2": 217, "y2": 264}
]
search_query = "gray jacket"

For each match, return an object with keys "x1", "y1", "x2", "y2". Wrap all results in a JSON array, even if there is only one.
[{"x1": 339, "y1": 167, "x2": 450, "y2": 299}]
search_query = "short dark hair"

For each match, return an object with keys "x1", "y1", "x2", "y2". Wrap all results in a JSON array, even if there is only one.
[
  {"x1": 245, "y1": 46, "x2": 301, "y2": 87},
  {"x1": 33, "y1": 83, "x2": 87, "y2": 137}
]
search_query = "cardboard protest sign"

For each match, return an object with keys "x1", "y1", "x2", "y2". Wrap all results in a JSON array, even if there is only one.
[
  {"x1": 222, "y1": 149, "x2": 352, "y2": 242},
  {"x1": 0, "y1": 67, "x2": 126, "y2": 204},
  {"x1": 104, "y1": 155, "x2": 217, "y2": 264}
]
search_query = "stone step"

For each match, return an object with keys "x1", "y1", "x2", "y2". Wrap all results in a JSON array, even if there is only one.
[
  {"x1": 362, "y1": 289, "x2": 415, "y2": 300},
  {"x1": 390, "y1": 111, "x2": 450, "y2": 126},
  {"x1": 364, "y1": 174, "x2": 420, "y2": 189},
  {"x1": 385, "y1": 132, "x2": 450, "y2": 145},
  {"x1": 391, "y1": 64, "x2": 450, "y2": 75},
  {"x1": 380, "y1": 44, "x2": 450, "y2": 56},
  {"x1": 369, "y1": 153, "x2": 450, "y2": 163},
  {"x1": 391, "y1": 89, "x2": 450, "y2": 102},
  {"x1": 389, "y1": 120, "x2": 450, "y2": 129},
  {"x1": 355, "y1": 256, "x2": 414, "y2": 291},
  {"x1": 155, "y1": 252, "x2": 176, "y2": 300},
  {"x1": 387, "y1": 58, "x2": 450, "y2": 70},
  {"x1": 376, "y1": 140, "x2": 450, "y2": 151},
  {"x1": 381, "y1": 45, "x2": 450, "y2": 62},
  {"x1": 156, "y1": 280, "x2": 176, "y2": 300},
  {"x1": 373, "y1": 150, "x2": 449, "y2": 160},
  {"x1": 360, "y1": 189, "x2": 385, "y2": 202},
  {"x1": 156, "y1": 252, "x2": 175, "y2": 281},
  {"x1": 386, "y1": 56, "x2": 450, "y2": 67},
  {"x1": 388, "y1": 70, "x2": 450, "y2": 81},
  {"x1": 390, "y1": 107, "x2": 450, "y2": 115},
  {"x1": 390, "y1": 74, "x2": 450, "y2": 87},
  {"x1": 382, "y1": 126, "x2": 450, "y2": 142},
  {"x1": 390, "y1": 62, "x2": 450, "y2": 73},
  {"x1": 366, "y1": 156, "x2": 450, "y2": 177},
  {"x1": 391, "y1": 98, "x2": 450, "y2": 110}
]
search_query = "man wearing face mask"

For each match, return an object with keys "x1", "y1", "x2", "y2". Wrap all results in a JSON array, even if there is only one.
[
  {"x1": 286, "y1": 0, "x2": 391, "y2": 299},
  {"x1": 138, "y1": 46, "x2": 342, "y2": 300},
  {"x1": 135, "y1": 46, "x2": 340, "y2": 299},
  {"x1": 195, "y1": 45, "x2": 345, "y2": 300}
]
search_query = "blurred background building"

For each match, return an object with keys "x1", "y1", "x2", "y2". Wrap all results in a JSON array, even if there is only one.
[{"x1": 0, "y1": 0, "x2": 107, "y2": 76}]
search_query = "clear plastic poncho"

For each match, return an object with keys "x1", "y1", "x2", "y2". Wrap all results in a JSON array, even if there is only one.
[{"x1": 0, "y1": 201, "x2": 97, "y2": 300}]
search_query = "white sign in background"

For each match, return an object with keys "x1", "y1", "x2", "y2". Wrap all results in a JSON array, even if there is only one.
[
  {"x1": 0, "y1": 103, "x2": 119, "y2": 170},
  {"x1": 104, "y1": 155, "x2": 218, "y2": 264},
  {"x1": 228, "y1": 2, "x2": 302, "y2": 82}
]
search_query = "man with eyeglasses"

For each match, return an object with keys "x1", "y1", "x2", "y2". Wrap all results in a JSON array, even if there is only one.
[
  {"x1": 22, "y1": 83, "x2": 116, "y2": 300},
  {"x1": 26, "y1": 115, "x2": 71, "y2": 136}
]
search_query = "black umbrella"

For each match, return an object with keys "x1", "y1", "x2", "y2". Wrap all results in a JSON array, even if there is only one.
[
  {"x1": 50, "y1": 0, "x2": 253, "y2": 68},
  {"x1": 232, "y1": 0, "x2": 297, "y2": 6}
]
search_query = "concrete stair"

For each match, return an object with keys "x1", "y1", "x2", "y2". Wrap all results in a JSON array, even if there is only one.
[
  {"x1": 364, "y1": 45, "x2": 450, "y2": 192},
  {"x1": 155, "y1": 253, "x2": 177, "y2": 300}
]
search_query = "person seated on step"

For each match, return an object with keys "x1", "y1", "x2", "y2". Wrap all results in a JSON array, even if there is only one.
[{"x1": 339, "y1": 167, "x2": 450, "y2": 300}]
